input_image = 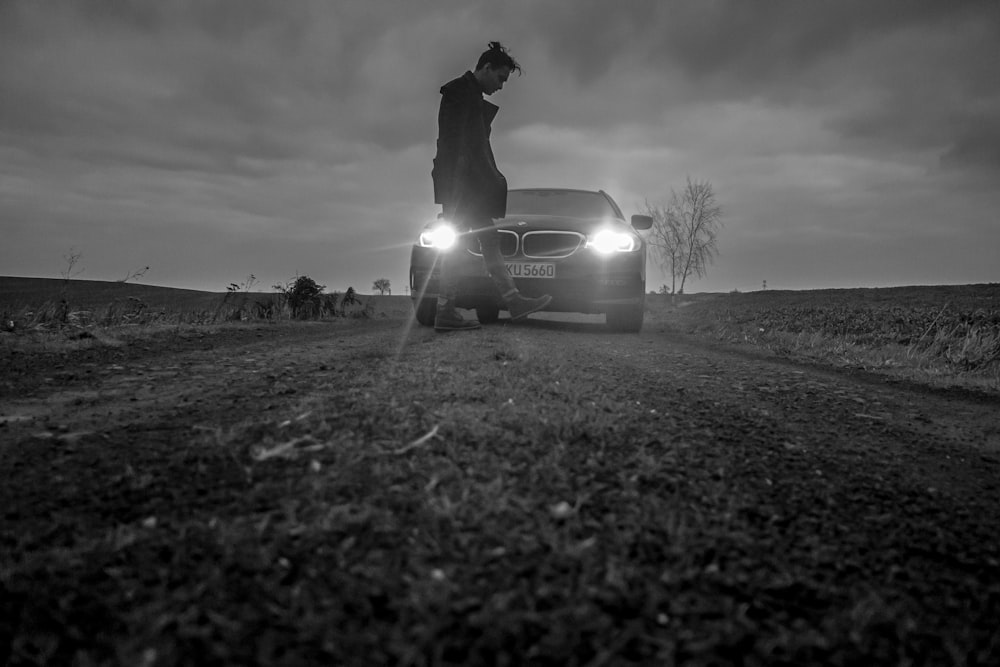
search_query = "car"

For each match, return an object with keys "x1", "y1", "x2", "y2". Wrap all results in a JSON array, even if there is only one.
[{"x1": 409, "y1": 188, "x2": 654, "y2": 332}]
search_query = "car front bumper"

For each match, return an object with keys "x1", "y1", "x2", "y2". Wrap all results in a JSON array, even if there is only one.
[{"x1": 409, "y1": 245, "x2": 646, "y2": 314}]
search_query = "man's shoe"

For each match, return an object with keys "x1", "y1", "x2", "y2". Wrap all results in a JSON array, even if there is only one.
[
  {"x1": 434, "y1": 308, "x2": 482, "y2": 332},
  {"x1": 507, "y1": 293, "x2": 552, "y2": 321}
]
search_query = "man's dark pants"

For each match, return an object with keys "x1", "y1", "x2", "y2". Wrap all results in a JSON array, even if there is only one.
[{"x1": 438, "y1": 219, "x2": 517, "y2": 308}]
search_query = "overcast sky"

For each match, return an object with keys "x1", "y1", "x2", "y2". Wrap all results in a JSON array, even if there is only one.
[{"x1": 2, "y1": 1, "x2": 998, "y2": 294}]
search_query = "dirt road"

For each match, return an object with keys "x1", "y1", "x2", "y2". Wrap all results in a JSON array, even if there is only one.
[{"x1": 2, "y1": 316, "x2": 999, "y2": 664}]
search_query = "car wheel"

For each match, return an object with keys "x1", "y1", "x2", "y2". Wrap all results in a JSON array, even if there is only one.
[
  {"x1": 476, "y1": 303, "x2": 500, "y2": 324},
  {"x1": 605, "y1": 304, "x2": 644, "y2": 333},
  {"x1": 414, "y1": 298, "x2": 437, "y2": 327}
]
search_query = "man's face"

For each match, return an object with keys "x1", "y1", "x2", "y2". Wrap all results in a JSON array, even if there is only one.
[{"x1": 481, "y1": 65, "x2": 511, "y2": 95}]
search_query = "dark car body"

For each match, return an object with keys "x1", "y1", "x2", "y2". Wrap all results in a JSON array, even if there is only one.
[{"x1": 409, "y1": 188, "x2": 653, "y2": 332}]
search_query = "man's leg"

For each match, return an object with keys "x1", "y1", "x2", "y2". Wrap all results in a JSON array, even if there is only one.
[
  {"x1": 434, "y1": 235, "x2": 480, "y2": 331},
  {"x1": 477, "y1": 228, "x2": 552, "y2": 320},
  {"x1": 476, "y1": 228, "x2": 517, "y2": 302}
]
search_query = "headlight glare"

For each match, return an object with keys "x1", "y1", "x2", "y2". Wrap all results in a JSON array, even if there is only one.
[
  {"x1": 588, "y1": 229, "x2": 637, "y2": 253},
  {"x1": 419, "y1": 223, "x2": 457, "y2": 250}
]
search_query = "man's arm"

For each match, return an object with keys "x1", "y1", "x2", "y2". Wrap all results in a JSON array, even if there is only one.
[{"x1": 434, "y1": 86, "x2": 467, "y2": 214}]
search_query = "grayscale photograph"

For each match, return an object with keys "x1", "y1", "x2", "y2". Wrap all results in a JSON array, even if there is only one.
[{"x1": 1, "y1": 1, "x2": 998, "y2": 665}]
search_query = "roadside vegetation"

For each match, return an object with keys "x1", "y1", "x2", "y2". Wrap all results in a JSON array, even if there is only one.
[
  {"x1": 0, "y1": 275, "x2": 380, "y2": 338},
  {"x1": 3, "y1": 278, "x2": 998, "y2": 394},
  {"x1": 652, "y1": 284, "x2": 1000, "y2": 393}
]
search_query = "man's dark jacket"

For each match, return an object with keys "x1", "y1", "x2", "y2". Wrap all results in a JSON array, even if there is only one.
[{"x1": 432, "y1": 71, "x2": 507, "y2": 225}]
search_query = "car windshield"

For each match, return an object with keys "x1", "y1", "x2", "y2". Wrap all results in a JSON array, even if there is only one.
[{"x1": 506, "y1": 190, "x2": 619, "y2": 219}]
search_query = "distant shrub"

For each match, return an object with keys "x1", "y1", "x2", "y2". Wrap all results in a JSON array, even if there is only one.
[
  {"x1": 320, "y1": 293, "x2": 339, "y2": 317},
  {"x1": 217, "y1": 292, "x2": 279, "y2": 322},
  {"x1": 101, "y1": 296, "x2": 149, "y2": 326},
  {"x1": 218, "y1": 275, "x2": 277, "y2": 322},
  {"x1": 347, "y1": 301, "x2": 375, "y2": 319},
  {"x1": 281, "y1": 276, "x2": 325, "y2": 319}
]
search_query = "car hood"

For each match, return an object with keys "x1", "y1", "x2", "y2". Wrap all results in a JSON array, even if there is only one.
[{"x1": 494, "y1": 214, "x2": 634, "y2": 235}]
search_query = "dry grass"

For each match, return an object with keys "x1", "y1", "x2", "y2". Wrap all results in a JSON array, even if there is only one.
[
  {"x1": 0, "y1": 278, "x2": 406, "y2": 356},
  {"x1": 651, "y1": 284, "x2": 1000, "y2": 393}
]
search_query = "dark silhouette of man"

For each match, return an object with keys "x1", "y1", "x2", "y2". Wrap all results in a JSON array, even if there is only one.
[{"x1": 431, "y1": 41, "x2": 551, "y2": 331}]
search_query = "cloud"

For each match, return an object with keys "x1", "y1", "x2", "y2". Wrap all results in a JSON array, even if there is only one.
[
  {"x1": 501, "y1": 2, "x2": 1000, "y2": 177},
  {"x1": 1, "y1": 1, "x2": 998, "y2": 293}
]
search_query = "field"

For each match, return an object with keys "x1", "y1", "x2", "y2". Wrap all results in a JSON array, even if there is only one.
[
  {"x1": 0, "y1": 277, "x2": 414, "y2": 331},
  {"x1": 2, "y1": 278, "x2": 999, "y2": 664},
  {"x1": 649, "y1": 284, "x2": 1000, "y2": 394},
  {"x1": 3, "y1": 278, "x2": 998, "y2": 395},
  {"x1": 0, "y1": 277, "x2": 228, "y2": 317}
]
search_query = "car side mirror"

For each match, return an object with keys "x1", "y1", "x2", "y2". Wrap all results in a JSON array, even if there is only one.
[{"x1": 630, "y1": 214, "x2": 653, "y2": 230}]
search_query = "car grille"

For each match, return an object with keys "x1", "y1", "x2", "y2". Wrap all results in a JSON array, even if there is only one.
[
  {"x1": 467, "y1": 229, "x2": 586, "y2": 259},
  {"x1": 467, "y1": 230, "x2": 519, "y2": 258},
  {"x1": 522, "y1": 231, "x2": 585, "y2": 259}
]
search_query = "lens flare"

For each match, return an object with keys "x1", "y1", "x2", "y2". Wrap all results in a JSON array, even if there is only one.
[
  {"x1": 588, "y1": 229, "x2": 636, "y2": 253},
  {"x1": 419, "y1": 224, "x2": 457, "y2": 250}
]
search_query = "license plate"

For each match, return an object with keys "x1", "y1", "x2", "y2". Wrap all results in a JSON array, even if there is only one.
[{"x1": 505, "y1": 262, "x2": 555, "y2": 278}]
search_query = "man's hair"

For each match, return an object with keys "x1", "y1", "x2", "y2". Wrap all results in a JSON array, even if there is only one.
[{"x1": 475, "y1": 41, "x2": 522, "y2": 74}]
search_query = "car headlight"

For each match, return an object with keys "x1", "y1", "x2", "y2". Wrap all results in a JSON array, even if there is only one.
[
  {"x1": 587, "y1": 229, "x2": 638, "y2": 253},
  {"x1": 418, "y1": 223, "x2": 458, "y2": 250}
]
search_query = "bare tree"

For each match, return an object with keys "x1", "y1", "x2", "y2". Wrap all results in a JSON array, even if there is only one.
[
  {"x1": 61, "y1": 247, "x2": 84, "y2": 282},
  {"x1": 372, "y1": 278, "x2": 391, "y2": 296},
  {"x1": 119, "y1": 266, "x2": 150, "y2": 283},
  {"x1": 644, "y1": 200, "x2": 684, "y2": 295},
  {"x1": 647, "y1": 177, "x2": 722, "y2": 294}
]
